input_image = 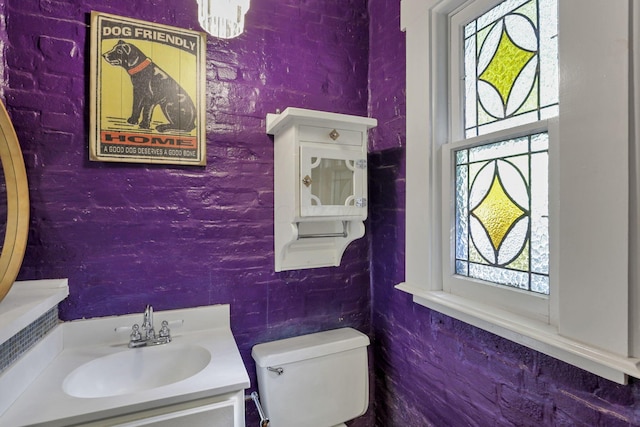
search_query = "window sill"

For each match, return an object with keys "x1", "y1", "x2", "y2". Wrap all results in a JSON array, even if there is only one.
[{"x1": 396, "y1": 282, "x2": 639, "y2": 384}]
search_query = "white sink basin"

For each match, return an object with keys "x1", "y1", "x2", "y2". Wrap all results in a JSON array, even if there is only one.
[{"x1": 63, "y1": 343, "x2": 211, "y2": 398}]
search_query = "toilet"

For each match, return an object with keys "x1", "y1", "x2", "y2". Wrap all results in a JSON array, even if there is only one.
[{"x1": 251, "y1": 327, "x2": 370, "y2": 427}]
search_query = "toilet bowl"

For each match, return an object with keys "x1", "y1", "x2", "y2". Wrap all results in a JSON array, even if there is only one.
[{"x1": 252, "y1": 327, "x2": 370, "y2": 427}]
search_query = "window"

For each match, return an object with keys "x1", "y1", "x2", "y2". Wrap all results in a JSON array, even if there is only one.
[
  {"x1": 449, "y1": 0, "x2": 555, "y2": 298},
  {"x1": 458, "y1": 0, "x2": 558, "y2": 137},
  {"x1": 453, "y1": 132, "x2": 549, "y2": 295},
  {"x1": 441, "y1": 0, "x2": 555, "y2": 322},
  {"x1": 399, "y1": 0, "x2": 638, "y2": 384}
]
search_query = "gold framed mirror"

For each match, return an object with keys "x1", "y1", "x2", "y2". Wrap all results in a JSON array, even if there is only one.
[{"x1": 0, "y1": 101, "x2": 29, "y2": 302}]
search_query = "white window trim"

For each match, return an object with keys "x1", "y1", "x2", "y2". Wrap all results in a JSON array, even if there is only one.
[{"x1": 397, "y1": 0, "x2": 639, "y2": 384}]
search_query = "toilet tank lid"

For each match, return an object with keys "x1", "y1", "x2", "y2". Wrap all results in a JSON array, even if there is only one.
[{"x1": 252, "y1": 327, "x2": 370, "y2": 367}]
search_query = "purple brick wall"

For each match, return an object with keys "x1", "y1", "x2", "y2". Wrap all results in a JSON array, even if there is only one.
[
  {"x1": 367, "y1": 1, "x2": 640, "y2": 426},
  {"x1": 4, "y1": 0, "x2": 371, "y2": 425},
  {"x1": 4, "y1": 0, "x2": 640, "y2": 425}
]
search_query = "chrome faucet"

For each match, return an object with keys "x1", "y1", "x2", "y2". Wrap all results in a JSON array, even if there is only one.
[
  {"x1": 129, "y1": 305, "x2": 172, "y2": 348},
  {"x1": 142, "y1": 304, "x2": 155, "y2": 340}
]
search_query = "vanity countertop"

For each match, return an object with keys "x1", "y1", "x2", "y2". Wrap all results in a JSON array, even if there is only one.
[
  {"x1": 0, "y1": 304, "x2": 250, "y2": 427},
  {"x1": 0, "y1": 279, "x2": 68, "y2": 346}
]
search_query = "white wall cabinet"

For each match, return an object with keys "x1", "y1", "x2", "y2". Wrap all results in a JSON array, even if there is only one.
[{"x1": 267, "y1": 108, "x2": 377, "y2": 271}]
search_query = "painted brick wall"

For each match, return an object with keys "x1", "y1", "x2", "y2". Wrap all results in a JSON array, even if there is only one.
[
  {"x1": 4, "y1": 0, "x2": 371, "y2": 425},
  {"x1": 367, "y1": 1, "x2": 640, "y2": 426},
  {"x1": 6, "y1": 0, "x2": 639, "y2": 425}
]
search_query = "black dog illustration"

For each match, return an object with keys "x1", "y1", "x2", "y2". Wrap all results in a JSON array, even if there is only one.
[{"x1": 102, "y1": 40, "x2": 196, "y2": 133}]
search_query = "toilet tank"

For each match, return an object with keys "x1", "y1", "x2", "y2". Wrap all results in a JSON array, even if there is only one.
[{"x1": 252, "y1": 327, "x2": 370, "y2": 427}]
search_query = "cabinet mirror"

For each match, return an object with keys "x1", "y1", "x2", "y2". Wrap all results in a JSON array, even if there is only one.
[
  {"x1": 299, "y1": 146, "x2": 366, "y2": 218},
  {"x1": 309, "y1": 157, "x2": 356, "y2": 207}
]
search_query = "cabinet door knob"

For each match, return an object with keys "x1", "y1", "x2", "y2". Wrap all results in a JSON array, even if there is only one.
[
  {"x1": 329, "y1": 129, "x2": 340, "y2": 140},
  {"x1": 302, "y1": 175, "x2": 312, "y2": 187}
]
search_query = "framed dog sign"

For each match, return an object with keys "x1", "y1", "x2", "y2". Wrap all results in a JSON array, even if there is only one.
[{"x1": 90, "y1": 12, "x2": 206, "y2": 165}]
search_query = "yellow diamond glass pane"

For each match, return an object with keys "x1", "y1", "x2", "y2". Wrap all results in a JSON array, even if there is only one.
[
  {"x1": 471, "y1": 175, "x2": 526, "y2": 251},
  {"x1": 479, "y1": 29, "x2": 535, "y2": 107}
]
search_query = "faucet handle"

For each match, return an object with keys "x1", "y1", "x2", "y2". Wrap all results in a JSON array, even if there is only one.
[
  {"x1": 130, "y1": 324, "x2": 142, "y2": 341},
  {"x1": 158, "y1": 320, "x2": 170, "y2": 338}
]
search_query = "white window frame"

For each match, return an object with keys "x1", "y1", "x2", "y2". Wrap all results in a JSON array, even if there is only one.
[
  {"x1": 443, "y1": 0, "x2": 555, "y2": 324},
  {"x1": 397, "y1": 0, "x2": 639, "y2": 384}
]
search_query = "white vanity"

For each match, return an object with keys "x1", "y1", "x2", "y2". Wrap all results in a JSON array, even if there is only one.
[{"x1": 0, "y1": 280, "x2": 250, "y2": 427}]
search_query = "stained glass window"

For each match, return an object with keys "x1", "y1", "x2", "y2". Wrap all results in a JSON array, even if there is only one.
[
  {"x1": 454, "y1": 0, "x2": 556, "y2": 294},
  {"x1": 455, "y1": 133, "x2": 549, "y2": 294},
  {"x1": 464, "y1": 0, "x2": 558, "y2": 137}
]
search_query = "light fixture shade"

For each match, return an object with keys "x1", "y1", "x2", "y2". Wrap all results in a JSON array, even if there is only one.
[{"x1": 196, "y1": 0, "x2": 250, "y2": 39}]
